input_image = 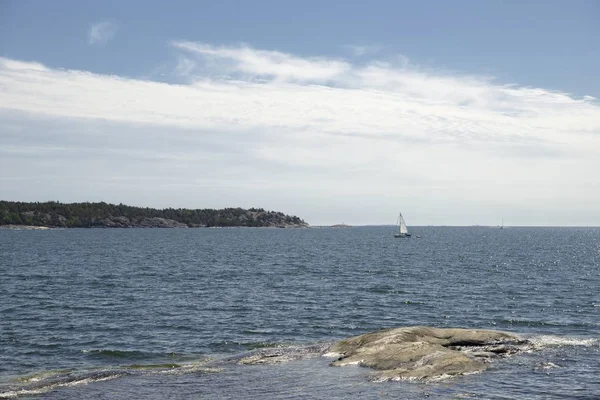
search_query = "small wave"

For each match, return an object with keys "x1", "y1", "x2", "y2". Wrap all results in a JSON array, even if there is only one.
[
  {"x1": 535, "y1": 362, "x2": 560, "y2": 370},
  {"x1": 528, "y1": 335, "x2": 599, "y2": 348},
  {"x1": 227, "y1": 343, "x2": 333, "y2": 366},
  {"x1": 16, "y1": 369, "x2": 72, "y2": 383},
  {"x1": 125, "y1": 363, "x2": 182, "y2": 370},
  {"x1": 0, "y1": 371, "x2": 124, "y2": 398},
  {"x1": 241, "y1": 329, "x2": 276, "y2": 335},
  {"x1": 120, "y1": 361, "x2": 221, "y2": 376},
  {"x1": 502, "y1": 319, "x2": 568, "y2": 327},
  {"x1": 156, "y1": 364, "x2": 224, "y2": 376},
  {"x1": 238, "y1": 340, "x2": 293, "y2": 350},
  {"x1": 1, "y1": 360, "x2": 220, "y2": 398},
  {"x1": 374, "y1": 370, "x2": 483, "y2": 383},
  {"x1": 81, "y1": 349, "x2": 163, "y2": 360}
]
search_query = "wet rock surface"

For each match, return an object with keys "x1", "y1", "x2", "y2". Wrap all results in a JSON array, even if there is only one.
[{"x1": 230, "y1": 344, "x2": 333, "y2": 366}]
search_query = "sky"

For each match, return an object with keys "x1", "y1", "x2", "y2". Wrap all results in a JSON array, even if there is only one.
[{"x1": 1, "y1": 0, "x2": 600, "y2": 226}]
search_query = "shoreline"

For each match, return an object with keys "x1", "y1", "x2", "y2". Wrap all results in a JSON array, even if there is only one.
[
  {"x1": 0, "y1": 225, "x2": 52, "y2": 230},
  {"x1": 0, "y1": 224, "x2": 308, "y2": 230}
]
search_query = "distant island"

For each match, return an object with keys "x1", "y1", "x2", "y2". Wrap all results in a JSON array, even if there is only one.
[{"x1": 0, "y1": 201, "x2": 309, "y2": 229}]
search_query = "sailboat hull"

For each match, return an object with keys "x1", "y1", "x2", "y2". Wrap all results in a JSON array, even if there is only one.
[{"x1": 394, "y1": 233, "x2": 411, "y2": 238}]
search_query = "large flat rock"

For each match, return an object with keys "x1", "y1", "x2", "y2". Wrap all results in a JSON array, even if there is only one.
[{"x1": 329, "y1": 326, "x2": 529, "y2": 381}]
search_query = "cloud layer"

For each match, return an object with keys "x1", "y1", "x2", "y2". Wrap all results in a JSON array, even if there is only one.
[{"x1": 1, "y1": 44, "x2": 599, "y2": 225}]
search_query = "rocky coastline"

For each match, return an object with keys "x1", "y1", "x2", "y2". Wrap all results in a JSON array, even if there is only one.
[{"x1": 0, "y1": 201, "x2": 309, "y2": 229}]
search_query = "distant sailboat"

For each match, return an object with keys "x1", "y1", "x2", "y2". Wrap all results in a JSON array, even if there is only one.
[
  {"x1": 394, "y1": 213, "x2": 411, "y2": 238},
  {"x1": 500, "y1": 218, "x2": 504, "y2": 229}
]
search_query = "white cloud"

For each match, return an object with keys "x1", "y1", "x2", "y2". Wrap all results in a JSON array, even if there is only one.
[
  {"x1": 173, "y1": 41, "x2": 351, "y2": 83},
  {"x1": 1, "y1": 44, "x2": 599, "y2": 225},
  {"x1": 88, "y1": 20, "x2": 118, "y2": 46}
]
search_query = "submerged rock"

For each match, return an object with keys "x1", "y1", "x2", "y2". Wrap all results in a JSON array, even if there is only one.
[
  {"x1": 233, "y1": 343, "x2": 332, "y2": 366},
  {"x1": 329, "y1": 326, "x2": 529, "y2": 381}
]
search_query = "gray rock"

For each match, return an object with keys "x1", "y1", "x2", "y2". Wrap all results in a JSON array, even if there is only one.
[
  {"x1": 97, "y1": 216, "x2": 188, "y2": 228},
  {"x1": 100, "y1": 216, "x2": 132, "y2": 228},
  {"x1": 137, "y1": 217, "x2": 188, "y2": 228},
  {"x1": 233, "y1": 343, "x2": 332, "y2": 365},
  {"x1": 328, "y1": 326, "x2": 529, "y2": 381}
]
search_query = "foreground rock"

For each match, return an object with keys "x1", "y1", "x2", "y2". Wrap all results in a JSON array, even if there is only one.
[{"x1": 329, "y1": 326, "x2": 529, "y2": 381}]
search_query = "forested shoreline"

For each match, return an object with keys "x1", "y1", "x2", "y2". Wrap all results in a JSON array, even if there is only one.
[{"x1": 0, "y1": 201, "x2": 308, "y2": 228}]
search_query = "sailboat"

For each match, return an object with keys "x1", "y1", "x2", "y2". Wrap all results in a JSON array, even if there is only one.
[{"x1": 394, "y1": 213, "x2": 411, "y2": 238}]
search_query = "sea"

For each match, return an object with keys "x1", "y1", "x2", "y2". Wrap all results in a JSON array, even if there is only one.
[{"x1": 0, "y1": 226, "x2": 598, "y2": 399}]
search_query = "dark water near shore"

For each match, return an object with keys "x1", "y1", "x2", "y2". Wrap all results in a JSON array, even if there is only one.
[{"x1": 1, "y1": 226, "x2": 599, "y2": 399}]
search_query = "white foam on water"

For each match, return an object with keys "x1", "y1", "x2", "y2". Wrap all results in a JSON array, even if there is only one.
[
  {"x1": 426, "y1": 373, "x2": 457, "y2": 382},
  {"x1": 384, "y1": 375, "x2": 421, "y2": 382},
  {"x1": 0, "y1": 373, "x2": 122, "y2": 398},
  {"x1": 537, "y1": 362, "x2": 560, "y2": 370},
  {"x1": 16, "y1": 369, "x2": 71, "y2": 384},
  {"x1": 387, "y1": 370, "x2": 482, "y2": 383},
  {"x1": 529, "y1": 335, "x2": 598, "y2": 348},
  {"x1": 157, "y1": 365, "x2": 223, "y2": 375},
  {"x1": 60, "y1": 374, "x2": 121, "y2": 387},
  {"x1": 2, "y1": 356, "x2": 222, "y2": 398},
  {"x1": 333, "y1": 359, "x2": 364, "y2": 367}
]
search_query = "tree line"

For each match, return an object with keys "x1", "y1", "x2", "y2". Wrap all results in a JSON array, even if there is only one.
[{"x1": 0, "y1": 201, "x2": 306, "y2": 228}]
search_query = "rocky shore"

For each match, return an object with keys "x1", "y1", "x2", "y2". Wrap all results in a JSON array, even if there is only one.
[{"x1": 234, "y1": 326, "x2": 531, "y2": 382}]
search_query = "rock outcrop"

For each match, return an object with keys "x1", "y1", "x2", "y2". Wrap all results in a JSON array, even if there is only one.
[
  {"x1": 328, "y1": 326, "x2": 529, "y2": 381},
  {"x1": 99, "y1": 216, "x2": 132, "y2": 228},
  {"x1": 137, "y1": 217, "x2": 188, "y2": 228},
  {"x1": 99, "y1": 216, "x2": 188, "y2": 228}
]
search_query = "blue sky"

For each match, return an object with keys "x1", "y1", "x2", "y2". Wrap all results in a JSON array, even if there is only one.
[
  {"x1": 3, "y1": 0, "x2": 599, "y2": 95},
  {"x1": 1, "y1": 0, "x2": 600, "y2": 225}
]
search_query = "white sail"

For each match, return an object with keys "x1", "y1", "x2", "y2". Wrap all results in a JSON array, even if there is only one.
[
  {"x1": 399, "y1": 213, "x2": 408, "y2": 234},
  {"x1": 394, "y1": 212, "x2": 411, "y2": 238}
]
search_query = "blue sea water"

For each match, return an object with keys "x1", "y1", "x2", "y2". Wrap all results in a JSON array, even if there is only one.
[{"x1": 0, "y1": 226, "x2": 599, "y2": 399}]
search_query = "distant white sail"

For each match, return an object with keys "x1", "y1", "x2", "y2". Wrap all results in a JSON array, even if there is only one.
[
  {"x1": 399, "y1": 214, "x2": 408, "y2": 234},
  {"x1": 395, "y1": 213, "x2": 410, "y2": 237}
]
